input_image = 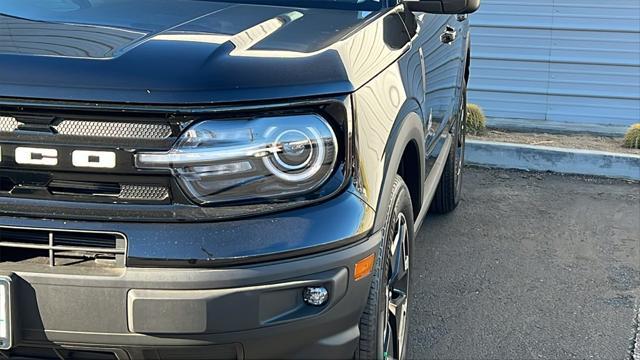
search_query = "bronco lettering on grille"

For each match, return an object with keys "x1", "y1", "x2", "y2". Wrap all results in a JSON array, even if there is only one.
[{"x1": 1, "y1": 146, "x2": 116, "y2": 169}]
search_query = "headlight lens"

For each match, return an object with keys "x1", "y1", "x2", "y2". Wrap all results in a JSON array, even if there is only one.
[{"x1": 135, "y1": 114, "x2": 338, "y2": 205}]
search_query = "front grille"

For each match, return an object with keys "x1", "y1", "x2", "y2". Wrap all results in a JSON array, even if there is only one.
[
  {"x1": 0, "y1": 116, "x2": 172, "y2": 140},
  {"x1": 0, "y1": 105, "x2": 181, "y2": 206},
  {"x1": 0, "y1": 226, "x2": 126, "y2": 267}
]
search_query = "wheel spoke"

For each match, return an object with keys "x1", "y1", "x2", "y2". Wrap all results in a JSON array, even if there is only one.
[
  {"x1": 383, "y1": 321, "x2": 392, "y2": 355},
  {"x1": 384, "y1": 212, "x2": 411, "y2": 360},
  {"x1": 389, "y1": 214, "x2": 409, "y2": 287},
  {"x1": 388, "y1": 289, "x2": 408, "y2": 360}
]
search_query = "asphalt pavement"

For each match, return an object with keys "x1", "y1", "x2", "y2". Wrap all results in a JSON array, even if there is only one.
[{"x1": 408, "y1": 167, "x2": 640, "y2": 359}]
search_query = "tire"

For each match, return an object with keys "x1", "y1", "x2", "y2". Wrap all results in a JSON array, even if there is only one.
[
  {"x1": 430, "y1": 85, "x2": 467, "y2": 214},
  {"x1": 357, "y1": 175, "x2": 414, "y2": 360}
]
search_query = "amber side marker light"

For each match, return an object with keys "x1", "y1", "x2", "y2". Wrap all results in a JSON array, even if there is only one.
[{"x1": 354, "y1": 253, "x2": 375, "y2": 281}]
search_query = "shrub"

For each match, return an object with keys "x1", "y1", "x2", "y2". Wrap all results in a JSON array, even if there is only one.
[
  {"x1": 466, "y1": 103, "x2": 486, "y2": 135},
  {"x1": 623, "y1": 123, "x2": 640, "y2": 149}
]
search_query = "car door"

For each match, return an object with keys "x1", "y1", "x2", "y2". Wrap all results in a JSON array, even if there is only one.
[{"x1": 414, "y1": 11, "x2": 467, "y2": 150}]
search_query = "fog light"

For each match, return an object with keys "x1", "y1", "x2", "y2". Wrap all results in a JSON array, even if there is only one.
[{"x1": 303, "y1": 286, "x2": 329, "y2": 306}]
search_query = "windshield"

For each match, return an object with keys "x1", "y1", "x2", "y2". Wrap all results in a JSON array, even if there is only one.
[{"x1": 1, "y1": 0, "x2": 384, "y2": 13}]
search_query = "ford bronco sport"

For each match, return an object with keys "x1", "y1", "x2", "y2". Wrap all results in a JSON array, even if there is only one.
[{"x1": 0, "y1": 0, "x2": 478, "y2": 358}]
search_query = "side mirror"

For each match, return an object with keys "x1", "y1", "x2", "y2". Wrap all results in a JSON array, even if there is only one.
[{"x1": 405, "y1": 0, "x2": 480, "y2": 14}]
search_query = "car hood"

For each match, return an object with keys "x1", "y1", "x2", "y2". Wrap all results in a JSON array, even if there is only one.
[{"x1": 0, "y1": 0, "x2": 408, "y2": 104}]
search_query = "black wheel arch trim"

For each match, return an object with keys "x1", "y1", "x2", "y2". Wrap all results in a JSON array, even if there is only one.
[{"x1": 372, "y1": 101, "x2": 425, "y2": 232}]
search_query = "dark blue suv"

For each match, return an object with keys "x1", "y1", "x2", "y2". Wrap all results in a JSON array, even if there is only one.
[{"x1": 0, "y1": 0, "x2": 478, "y2": 358}]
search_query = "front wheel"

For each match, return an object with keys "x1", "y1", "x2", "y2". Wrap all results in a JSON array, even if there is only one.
[{"x1": 357, "y1": 175, "x2": 414, "y2": 360}]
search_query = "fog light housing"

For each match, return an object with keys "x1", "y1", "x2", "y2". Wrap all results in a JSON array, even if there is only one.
[{"x1": 303, "y1": 286, "x2": 329, "y2": 306}]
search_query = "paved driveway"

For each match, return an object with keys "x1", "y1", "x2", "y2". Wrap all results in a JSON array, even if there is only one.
[{"x1": 409, "y1": 167, "x2": 640, "y2": 359}]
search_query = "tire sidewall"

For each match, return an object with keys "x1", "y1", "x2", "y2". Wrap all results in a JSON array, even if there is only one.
[
  {"x1": 359, "y1": 175, "x2": 414, "y2": 359},
  {"x1": 454, "y1": 88, "x2": 467, "y2": 204}
]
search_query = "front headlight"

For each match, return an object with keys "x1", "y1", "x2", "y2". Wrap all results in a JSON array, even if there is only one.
[{"x1": 135, "y1": 114, "x2": 338, "y2": 205}]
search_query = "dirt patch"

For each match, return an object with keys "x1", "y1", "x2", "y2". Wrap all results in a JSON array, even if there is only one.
[{"x1": 470, "y1": 130, "x2": 640, "y2": 155}]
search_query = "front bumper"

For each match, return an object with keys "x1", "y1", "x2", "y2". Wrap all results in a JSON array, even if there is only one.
[
  {"x1": 0, "y1": 189, "x2": 374, "y2": 268},
  {"x1": 0, "y1": 188, "x2": 380, "y2": 359},
  {"x1": 1, "y1": 229, "x2": 381, "y2": 359}
]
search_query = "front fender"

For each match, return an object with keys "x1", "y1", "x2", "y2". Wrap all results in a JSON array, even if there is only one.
[{"x1": 351, "y1": 62, "x2": 425, "y2": 233}]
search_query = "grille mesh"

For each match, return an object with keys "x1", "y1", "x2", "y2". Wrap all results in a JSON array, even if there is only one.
[
  {"x1": 0, "y1": 116, "x2": 172, "y2": 139},
  {"x1": 118, "y1": 185, "x2": 169, "y2": 201},
  {"x1": 54, "y1": 120, "x2": 172, "y2": 139},
  {"x1": 0, "y1": 116, "x2": 20, "y2": 132}
]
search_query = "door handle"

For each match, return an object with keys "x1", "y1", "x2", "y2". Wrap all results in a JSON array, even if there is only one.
[{"x1": 440, "y1": 26, "x2": 457, "y2": 44}]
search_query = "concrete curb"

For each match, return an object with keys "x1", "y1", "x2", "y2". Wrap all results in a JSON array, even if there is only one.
[
  {"x1": 485, "y1": 117, "x2": 631, "y2": 136},
  {"x1": 466, "y1": 140, "x2": 640, "y2": 181}
]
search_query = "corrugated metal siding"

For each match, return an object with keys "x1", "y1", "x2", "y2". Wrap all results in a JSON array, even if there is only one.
[{"x1": 468, "y1": 0, "x2": 640, "y2": 133}]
